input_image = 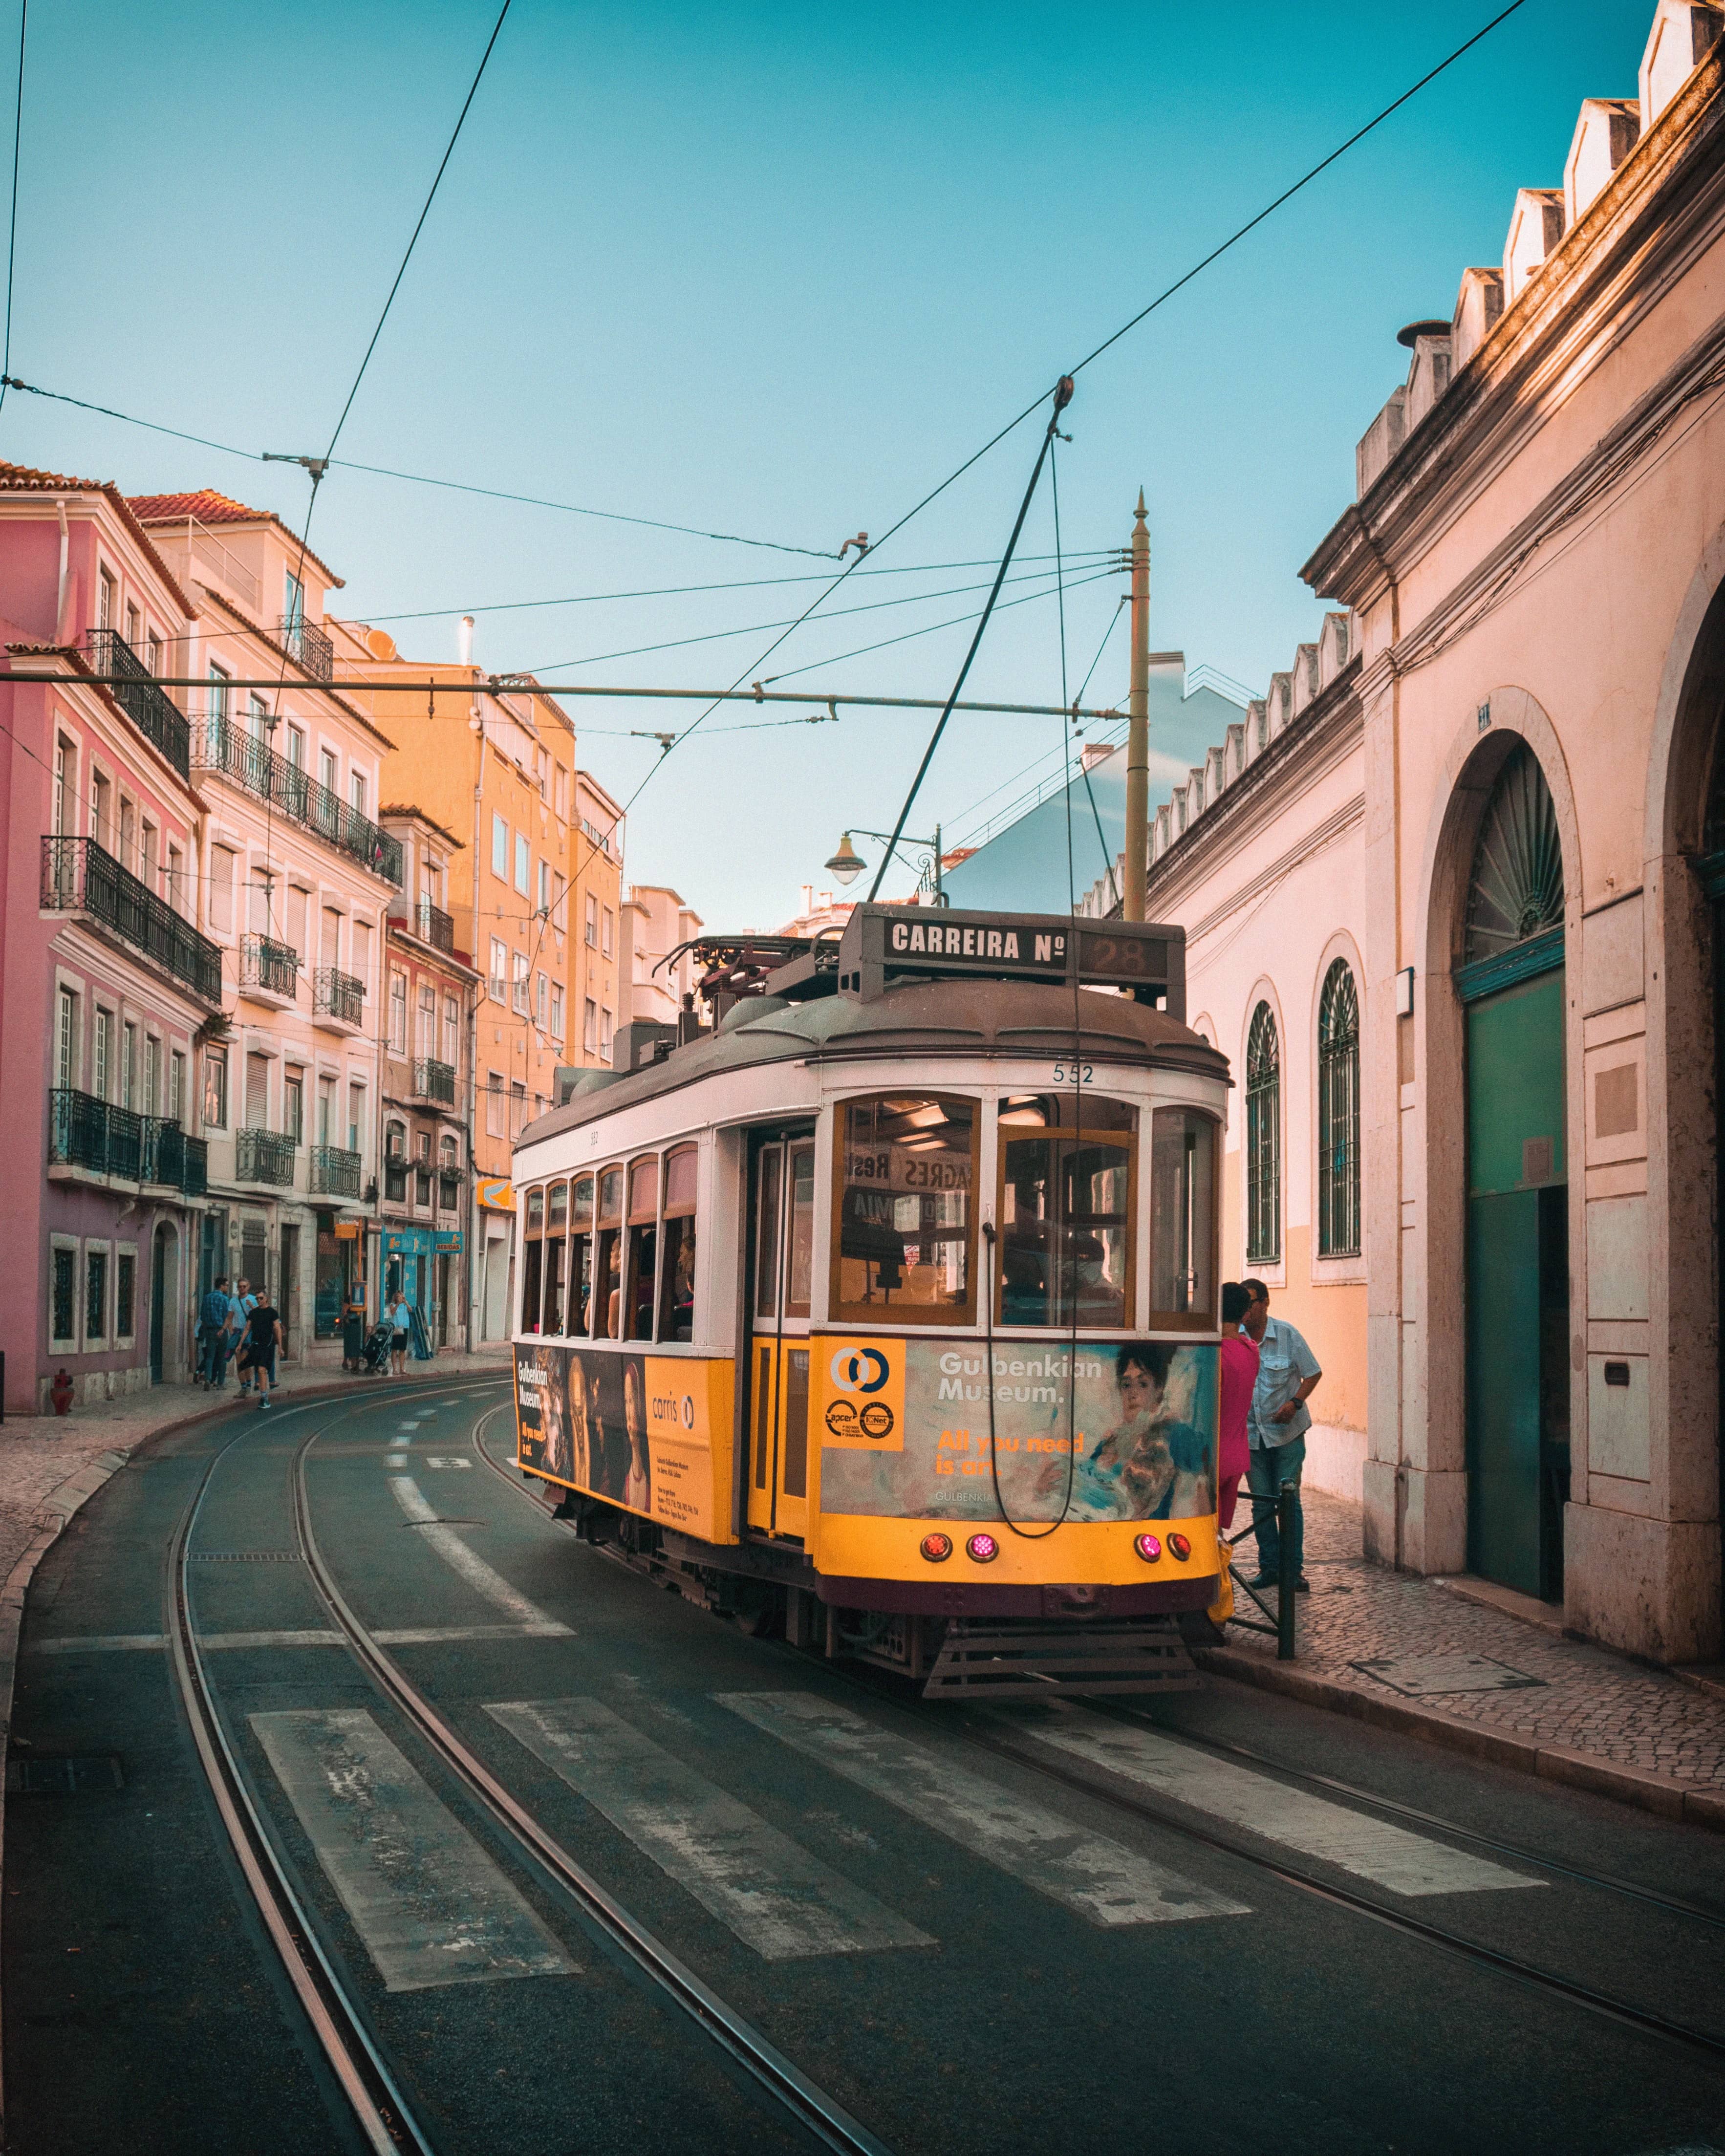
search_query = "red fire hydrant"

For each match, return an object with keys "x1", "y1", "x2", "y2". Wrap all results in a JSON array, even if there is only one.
[{"x1": 49, "y1": 1369, "x2": 74, "y2": 1416}]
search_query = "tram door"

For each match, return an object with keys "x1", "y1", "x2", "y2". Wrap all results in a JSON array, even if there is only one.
[{"x1": 746, "y1": 1132, "x2": 817, "y2": 1539}]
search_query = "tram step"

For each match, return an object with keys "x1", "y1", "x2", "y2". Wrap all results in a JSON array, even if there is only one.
[{"x1": 922, "y1": 1618, "x2": 1201, "y2": 1701}]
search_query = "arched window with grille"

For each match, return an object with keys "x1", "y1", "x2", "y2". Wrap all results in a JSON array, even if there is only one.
[
  {"x1": 1317, "y1": 960, "x2": 1361, "y2": 1257},
  {"x1": 1245, "y1": 1001, "x2": 1281, "y2": 1263}
]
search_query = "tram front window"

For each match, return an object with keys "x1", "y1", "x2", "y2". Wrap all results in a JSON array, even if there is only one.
[
  {"x1": 834, "y1": 1094, "x2": 976, "y2": 1323},
  {"x1": 1149, "y1": 1107, "x2": 1217, "y2": 1324},
  {"x1": 571, "y1": 1174, "x2": 594, "y2": 1335},
  {"x1": 997, "y1": 1094, "x2": 1135, "y2": 1330},
  {"x1": 596, "y1": 1165, "x2": 623, "y2": 1337},
  {"x1": 521, "y1": 1185, "x2": 544, "y2": 1333},
  {"x1": 658, "y1": 1144, "x2": 697, "y2": 1341}
]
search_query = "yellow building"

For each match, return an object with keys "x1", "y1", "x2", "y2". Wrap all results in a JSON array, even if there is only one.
[{"x1": 331, "y1": 623, "x2": 624, "y2": 1338}]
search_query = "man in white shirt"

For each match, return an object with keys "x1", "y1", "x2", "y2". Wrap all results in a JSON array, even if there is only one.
[{"x1": 1241, "y1": 1278, "x2": 1321, "y2": 1594}]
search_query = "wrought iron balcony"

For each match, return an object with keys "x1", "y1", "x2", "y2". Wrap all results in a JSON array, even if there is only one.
[
  {"x1": 236, "y1": 1127, "x2": 297, "y2": 1186},
  {"x1": 42, "y1": 837, "x2": 223, "y2": 1005},
  {"x1": 280, "y1": 614, "x2": 334, "y2": 683},
  {"x1": 140, "y1": 1115, "x2": 185, "y2": 1187},
  {"x1": 193, "y1": 716, "x2": 402, "y2": 885},
  {"x1": 86, "y1": 629, "x2": 190, "y2": 777},
  {"x1": 49, "y1": 1088, "x2": 139, "y2": 1179},
  {"x1": 413, "y1": 1056, "x2": 456, "y2": 1106},
  {"x1": 411, "y1": 897, "x2": 454, "y2": 952},
  {"x1": 240, "y1": 933, "x2": 299, "y2": 998},
  {"x1": 313, "y1": 966, "x2": 365, "y2": 1028},
  {"x1": 310, "y1": 1144, "x2": 362, "y2": 1197},
  {"x1": 182, "y1": 1134, "x2": 208, "y2": 1197}
]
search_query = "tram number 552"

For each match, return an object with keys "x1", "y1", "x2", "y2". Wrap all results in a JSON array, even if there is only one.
[{"x1": 1051, "y1": 1061, "x2": 1094, "y2": 1085}]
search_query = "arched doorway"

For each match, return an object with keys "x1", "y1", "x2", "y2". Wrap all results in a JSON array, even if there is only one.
[
  {"x1": 1459, "y1": 743, "x2": 1569, "y2": 1600},
  {"x1": 150, "y1": 1220, "x2": 178, "y2": 1383}
]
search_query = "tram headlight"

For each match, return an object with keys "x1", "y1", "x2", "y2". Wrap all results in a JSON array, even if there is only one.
[
  {"x1": 920, "y1": 1532, "x2": 953, "y2": 1563},
  {"x1": 1133, "y1": 1533, "x2": 1161, "y2": 1562},
  {"x1": 1167, "y1": 1532, "x2": 1191, "y2": 1562},
  {"x1": 965, "y1": 1532, "x2": 999, "y2": 1564}
]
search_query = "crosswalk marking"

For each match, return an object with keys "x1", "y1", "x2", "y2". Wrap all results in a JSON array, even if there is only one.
[
  {"x1": 387, "y1": 1454, "x2": 409, "y2": 1467},
  {"x1": 424, "y1": 1457, "x2": 472, "y2": 1469},
  {"x1": 998, "y1": 1712, "x2": 1541, "y2": 1898},
  {"x1": 715, "y1": 1691, "x2": 1248, "y2": 1928},
  {"x1": 389, "y1": 1476, "x2": 571, "y2": 1635},
  {"x1": 251, "y1": 1707, "x2": 574, "y2": 1992},
  {"x1": 487, "y1": 1697, "x2": 933, "y2": 1961}
]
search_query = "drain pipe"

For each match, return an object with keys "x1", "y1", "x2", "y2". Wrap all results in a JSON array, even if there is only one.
[
  {"x1": 465, "y1": 617, "x2": 485, "y2": 1348},
  {"x1": 54, "y1": 498, "x2": 69, "y2": 641}
]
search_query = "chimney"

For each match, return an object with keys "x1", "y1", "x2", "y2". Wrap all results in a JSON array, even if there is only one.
[
  {"x1": 1080, "y1": 741, "x2": 1113, "y2": 773},
  {"x1": 457, "y1": 614, "x2": 474, "y2": 667},
  {"x1": 799, "y1": 884, "x2": 814, "y2": 917}
]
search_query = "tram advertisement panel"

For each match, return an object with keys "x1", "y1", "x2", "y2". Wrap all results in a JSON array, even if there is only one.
[
  {"x1": 817, "y1": 1337, "x2": 1217, "y2": 1524},
  {"x1": 515, "y1": 1344, "x2": 732, "y2": 1539}
]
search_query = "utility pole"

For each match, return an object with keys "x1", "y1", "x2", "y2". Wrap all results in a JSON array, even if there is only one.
[{"x1": 1122, "y1": 490, "x2": 1151, "y2": 922}]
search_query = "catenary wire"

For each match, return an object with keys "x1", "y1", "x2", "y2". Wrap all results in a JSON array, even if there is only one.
[{"x1": 0, "y1": 0, "x2": 25, "y2": 420}]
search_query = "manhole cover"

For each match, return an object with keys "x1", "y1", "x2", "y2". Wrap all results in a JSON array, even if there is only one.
[
  {"x1": 1352, "y1": 1653, "x2": 1545, "y2": 1697},
  {"x1": 7, "y1": 1754, "x2": 124, "y2": 1795}
]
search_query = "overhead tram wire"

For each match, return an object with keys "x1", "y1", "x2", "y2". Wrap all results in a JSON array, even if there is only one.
[
  {"x1": 0, "y1": 0, "x2": 25, "y2": 420},
  {"x1": 1054, "y1": 449, "x2": 1120, "y2": 915}
]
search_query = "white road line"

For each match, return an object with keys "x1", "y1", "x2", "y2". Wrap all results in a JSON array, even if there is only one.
[
  {"x1": 487, "y1": 1697, "x2": 932, "y2": 1962},
  {"x1": 386, "y1": 1454, "x2": 409, "y2": 1467},
  {"x1": 375, "y1": 1623, "x2": 572, "y2": 1644},
  {"x1": 33, "y1": 1633, "x2": 168, "y2": 1653},
  {"x1": 998, "y1": 1713, "x2": 1540, "y2": 1898},
  {"x1": 389, "y1": 1475, "x2": 571, "y2": 1633},
  {"x1": 424, "y1": 1457, "x2": 472, "y2": 1470},
  {"x1": 251, "y1": 1706, "x2": 574, "y2": 1992},
  {"x1": 715, "y1": 1692, "x2": 1247, "y2": 1929}
]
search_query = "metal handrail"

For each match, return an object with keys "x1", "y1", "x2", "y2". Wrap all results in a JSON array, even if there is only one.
[
  {"x1": 41, "y1": 837, "x2": 223, "y2": 1004},
  {"x1": 412, "y1": 1056, "x2": 456, "y2": 1105},
  {"x1": 1223, "y1": 1485, "x2": 1298, "y2": 1658},
  {"x1": 236, "y1": 1127, "x2": 297, "y2": 1186},
  {"x1": 406, "y1": 897, "x2": 454, "y2": 952},
  {"x1": 86, "y1": 629, "x2": 190, "y2": 776},
  {"x1": 240, "y1": 933, "x2": 299, "y2": 997},
  {"x1": 46, "y1": 1090, "x2": 207, "y2": 1191},
  {"x1": 280, "y1": 614, "x2": 334, "y2": 682},
  {"x1": 310, "y1": 1144, "x2": 362, "y2": 1197},
  {"x1": 313, "y1": 967, "x2": 365, "y2": 1026},
  {"x1": 193, "y1": 714, "x2": 402, "y2": 885}
]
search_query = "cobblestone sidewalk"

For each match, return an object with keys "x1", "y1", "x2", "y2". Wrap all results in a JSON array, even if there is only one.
[{"x1": 1211, "y1": 1488, "x2": 1725, "y2": 1819}]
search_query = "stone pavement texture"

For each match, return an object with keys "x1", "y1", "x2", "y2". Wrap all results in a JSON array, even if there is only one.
[{"x1": 1217, "y1": 1488, "x2": 1725, "y2": 1808}]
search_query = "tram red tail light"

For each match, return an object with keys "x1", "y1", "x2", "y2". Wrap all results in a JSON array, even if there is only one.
[
  {"x1": 920, "y1": 1532, "x2": 953, "y2": 1564},
  {"x1": 1134, "y1": 1533, "x2": 1162, "y2": 1562},
  {"x1": 1167, "y1": 1532, "x2": 1191, "y2": 1562},
  {"x1": 966, "y1": 1532, "x2": 999, "y2": 1564}
]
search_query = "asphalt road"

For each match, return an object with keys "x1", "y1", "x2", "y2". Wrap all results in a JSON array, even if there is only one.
[{"x1": 6, "y1": 1378, "x2": 1725, "y2": 2156}]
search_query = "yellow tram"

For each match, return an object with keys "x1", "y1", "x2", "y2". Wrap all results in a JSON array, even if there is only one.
[{"x1": 509, "y1": 904, "x2": 1231, "y2": 1695}]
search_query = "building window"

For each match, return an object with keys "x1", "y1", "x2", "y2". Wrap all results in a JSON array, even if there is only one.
[
  {"x1": 512, "y1": 952, "x2": 529, "y2": 1014},
  {"x1": 602, "y1": 907, "x2": 614, "y2": 959},
  {"x1": 204, "y1": 1046, "x2": 229, "y2": 1130},
  {"x1": 284, "y1": 568, "x2": 305, "y2": 632},
  {"x1": 116, "y1": 1250, "x2": 136, "y2": 1341},
  {"x1": 583, "y1": 998, "x2": 597, "y2": 1054},
  {"x1": 57, "y1": 988, "x2": 77, "y2": 1090},
  {"x1": 167, "y1": 843, "x2": 185, "y2": 915},
  {"x1": 207, "y1": 663, "x2": 230, "y2": 736},
  {"x1": 209, "y1": 845, "x2": 236, "y2": 935},
  {"x1": 514, "y1": 833, "x2": 530, "y2": 895},
  {"x1": 121, "y1": 1021, "x2": 137, "y2": 1109},
  {"x1": 1317, "y1": 960, "x2": 1361, "y2": 1258},
  {"x1": 98, "y1": 567, "x2": 115, "y2": 630},
  {"x1": 553, "y1": 869, "x2": 566, "y2": 935},
  {"x1": 385, "y1": 1119, "x2": 407, "y2": 1203},
  {"x1": 443, "y1": 994, "x2": 459, "y2": 1069},
  {"x1": 1245, "y1": 1001, "x2": 1281, "y2": 1265},
  {"x1": 489, "y1": 937, "x2": 507, "y2": 1003},
  {"x1": 284, "y1": 1070, "x2": 304, "y2": 1141},
  {"x1": 51, "y1": 1245, "x2": 76, "y2": 1347},
  {"x1": 248, "y1": 694, "x2": 269, "y2": 745},
  {"x1": 170, "y1": 1050, "x2": 185, "y2": 1121},
  {"x1": 86, "y1": 1247, "x2": 108, "y2": 1344},
  {"x1": 486, "y1": 1072, "x2": 504, "y2": 1139},
  {"x1": 417, "y1": 982, "x2": 436, "y2": 1059},
  {"x1": 550, "y1": 985, "x2": 564, "y2": 1040},
  {"x1": 320, "y1": 747, "x2": 338, "y2": 795},
  {"x1": 94, "y1": 1009, "x2": 112, "y2": 1101},
  {"x1": 348, "y1": 1083, "x2": 364, "y2": 1155},
  {"x1": 53, "y1": 736, "x2": 72, "y2": 835},
  {"x1": 600, "y1": 1007, "x2": 613, "y2": 1054},
  {"x1": 287, "y1": 724, "x2": 305, "y2": 770},
  {"x1": 350, "y1": 771, "x2": 367, "y2": 819},
  {"x1": 535, "y1": 971, "x2": 548, "y2": 1026},
  {"x1": 492, "y1": 814, "x2": 508, "y2": 879},
  {"x1": 585, "y1": 893, "x2": 598, "y2": 948},
  {"x1": 389, "y1": 970, "x2": 408, "y2": 1053}
]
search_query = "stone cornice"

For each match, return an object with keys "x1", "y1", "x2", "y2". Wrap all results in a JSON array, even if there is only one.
[{"x1": 1303, "y1": 42, "x2": 1725, "y2": 608}]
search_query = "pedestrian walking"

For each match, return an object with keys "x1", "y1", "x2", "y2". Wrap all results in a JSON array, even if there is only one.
[
  {"x1": 234, "y1": 1277, "x2": 259, "y2": 1393},
  {"x1": 1241, "y1": 1277, "x2": 1321, "y2": 1593},
  {"x1": 386, "y1": 1291, "x2": 410, "y2": 1379},
  {"x1": 1217, "y1": 1281, "x2": 1259, "y2": 1533},
  {"x1": 198, "y1": 1276, "x2": 232, "y2": 1387},
  {"x1": 244, "y1": 1292, "x2": 284, "y2": 1409}
]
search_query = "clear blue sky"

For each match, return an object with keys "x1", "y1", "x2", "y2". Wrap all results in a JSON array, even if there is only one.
[{"x1": 0, "y1": 0, "x2": 1653, "y2": 926}]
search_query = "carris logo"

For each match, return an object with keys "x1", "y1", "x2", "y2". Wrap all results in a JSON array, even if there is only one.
[{"x1": 829, "y1": 1346, "x2": 890, "y2": 1394}]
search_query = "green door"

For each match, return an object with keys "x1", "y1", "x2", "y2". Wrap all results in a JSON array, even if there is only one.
[{"x1": 1465, "y1": 969, "x2": 1568, "y2": 1598}]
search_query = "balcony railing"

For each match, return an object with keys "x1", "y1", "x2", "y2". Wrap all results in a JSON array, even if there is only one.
[
  {"x1": 413, "y1": 1057, "x2": 456, "y2": 1106},
  {"x1": 86, "y1": 629, "x2": 190, "y2": 777},
  {"x1": 411, "y1": 898, "x2": 454, "y2": 952},
  {"x1": 240, "y1": 933, "x2": 299, "y2": 998},
  {"x1": 310, "y1": 1144, "x2": 362, "y2": 1197},
  {"x1": 42, "y1": 837, "x2": 223, "y2": 1005},
  {"x1": 49, "y1": 1091, "x2": 204, "y2": 1193},
  {"x1": 193, "y1": 715, "x2": 403, "y2": 885},
  {"x1": 280, "y1": 614, "x2": 334, "y2": 683},
  {"x1": 313, "y1": 967, "x2": 365, "y2": 1027},
  {"x1": 236, "y1": 1127, "x2": 297, "y2": 1186}
]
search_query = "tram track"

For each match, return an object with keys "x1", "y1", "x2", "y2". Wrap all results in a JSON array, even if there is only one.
[{"x1": 465, "y1": 1391, "x2": 1725, "y2": 2065}]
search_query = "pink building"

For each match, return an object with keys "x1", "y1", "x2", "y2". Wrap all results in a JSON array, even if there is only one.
[{"x1": 0, "y1": 463, "x2": 220, "y2": 1407}]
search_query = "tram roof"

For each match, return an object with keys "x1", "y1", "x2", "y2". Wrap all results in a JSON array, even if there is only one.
[{"x1": 518, "y1": 973, "x2": 1229, "y2": 1150}]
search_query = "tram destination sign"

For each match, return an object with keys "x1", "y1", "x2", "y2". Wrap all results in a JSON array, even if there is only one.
[{"x1": 837, "y1": 904, "x2": 1185, "y2": 1013}]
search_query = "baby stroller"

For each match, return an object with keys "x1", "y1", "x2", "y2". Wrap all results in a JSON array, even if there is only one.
[{"x1": 360, "y1": 1321, "x2": 393, "y2": 1376}]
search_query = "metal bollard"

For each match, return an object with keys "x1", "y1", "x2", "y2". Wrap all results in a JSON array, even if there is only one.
[{"x1": 1277, "y1": 1482, "x2": 1297, "y2": 1660}]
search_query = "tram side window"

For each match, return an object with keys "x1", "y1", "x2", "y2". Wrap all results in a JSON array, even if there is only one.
[
  {"x1": 595, "y1": 1166, "x2": 623, "y2": 1337},
  {"x1": 520, "y1": 1185, "x2": 544, "y2": 1334},
  {"x1": 570, "y1": 1173, "x2": 594, "y2": 1336},
  {"x1": 1149, "y1": 1108, "x2": 1217, "y2": 1325},
  {"x1": 833, "y1": 1094, "x2": 976, "y2": 1324},
  {"x1": 625, "y1": 1155, "x2": 658, "y2": 1340},
  {"x1": 544, "y1": 1181, "x2": 568, "y2": 1334},
  {"x1": 658, "y1": 1143, "x2": 698, "y2": 1342},
  {"x1": 996, "y1": 1094, "x2": 1135, "y2": 1330}
]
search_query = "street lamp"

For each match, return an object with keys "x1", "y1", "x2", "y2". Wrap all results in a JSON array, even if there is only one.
[{"x1": 824, "y1": 825, "x2": 947, "y2": 907}]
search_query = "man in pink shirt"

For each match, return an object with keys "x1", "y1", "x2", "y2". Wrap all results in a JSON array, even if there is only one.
[{"x1": 1216, "y1": 1281, "x2": 1259, "y2": 1531}]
